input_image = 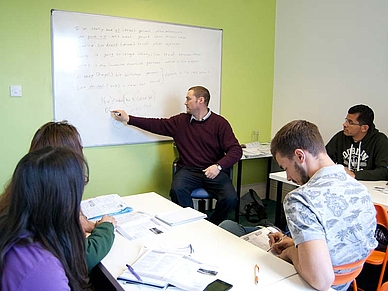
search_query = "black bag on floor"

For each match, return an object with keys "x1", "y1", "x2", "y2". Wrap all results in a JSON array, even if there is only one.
[
  {"x1": 375, "y1": 224, "x2": 388, "y2": 252},
  {"x1": 240, "y1": 189, "x2": 267, "y2": 223}
]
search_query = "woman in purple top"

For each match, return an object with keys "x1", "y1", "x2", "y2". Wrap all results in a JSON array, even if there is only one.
[{"x1": 0, "y1": 146, "x2": 90, "y2": 290}]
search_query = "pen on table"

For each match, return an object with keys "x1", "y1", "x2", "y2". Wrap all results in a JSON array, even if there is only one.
[
  {"x1": 126, "y1": 264, "x2": 142, "y2": 282},
  {"x1": 266, "y1": 233, "x2": 287, "y2": 252},
  {"x1": 254, "y1": 264, "x2": 259, "y2": 285}
]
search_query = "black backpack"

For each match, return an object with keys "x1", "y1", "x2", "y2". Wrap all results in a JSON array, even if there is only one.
[
  {"x1": 240, "y1": 189, "x2": 267, "y2": 223},
  {"x1": 375, "y1": 224, "x2": 388, "y2": 252}
]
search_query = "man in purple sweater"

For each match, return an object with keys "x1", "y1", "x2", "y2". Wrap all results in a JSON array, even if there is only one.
[{"x1": 113, "y1": 86, "x2": 242, "y2": 224}]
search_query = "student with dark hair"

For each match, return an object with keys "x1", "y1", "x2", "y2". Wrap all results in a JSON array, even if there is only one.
[
  {"x1": 29, "y1": 120, "x2": 84, "y2": 154},
  {"x1": 269, "y1": 120, "x2": 377, "y2": 291},
  {"x1": 326, "y1": 104, "x2": 388, "y2": 180},
  {"x1": 113, "y1": 86, "x2": 242, "y2": 225},
  {"x1": 0, "y1": 147, "x2": 90, "y2": 290},
  {"x1": 0, "y1": 121, "x2": 116, "y2": 273},
  {"x1": 28, "y1": 121, "x2": 116, "y2": 272}
]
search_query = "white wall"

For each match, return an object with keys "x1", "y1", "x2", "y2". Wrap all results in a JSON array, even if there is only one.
[{"x1": 272, "y1": 0, "x2": 388, "y2": 143}]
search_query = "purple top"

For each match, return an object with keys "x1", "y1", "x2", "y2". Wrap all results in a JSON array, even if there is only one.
[
  {"x1": 1, "y1": 241, "x2": 70, "y2": 290},
  {"x1": 129, "y1": 112, "x2": 242, "y2": 169}
]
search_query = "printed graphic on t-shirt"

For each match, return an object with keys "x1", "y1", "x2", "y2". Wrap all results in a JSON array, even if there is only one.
[{"x1": 342, "y1": 146, "x2": 369, "y2": 171}]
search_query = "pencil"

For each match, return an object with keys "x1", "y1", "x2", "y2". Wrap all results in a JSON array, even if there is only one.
[{"x1": 266, "y1": 234, "x2": 287, "y2": 252}]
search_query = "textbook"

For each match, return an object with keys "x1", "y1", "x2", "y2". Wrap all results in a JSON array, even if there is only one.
[
  {"x1": 82, "y1": 193, "x2": 170, "y2": 241},
  {"x1": 118, "y1": 249, "x2": 218, "y2": 291},
  {"x1": 155, "y1": 207, "x2": 207, "y2": 226},
  {"x1": 240, "y1": 226, "x2": 280, "y2": 252},
  {"x1": 80, "y1": 193, "x2": 132, "y2": 220}
]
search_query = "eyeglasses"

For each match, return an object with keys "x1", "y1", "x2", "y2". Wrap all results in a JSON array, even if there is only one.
[
  {"x1": 84, "y1": 174, "x2": 90, "y2": 185},
  {"x1": 344, "y1": 118, "x2": 362, "y2": 126}
]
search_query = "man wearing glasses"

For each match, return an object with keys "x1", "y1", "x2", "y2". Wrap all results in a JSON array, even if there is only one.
[{"x1": 326, "y1": 104, "x2": 388, "y2": 180}]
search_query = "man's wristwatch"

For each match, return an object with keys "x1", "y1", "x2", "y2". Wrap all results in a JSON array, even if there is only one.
[{"x1": 216, "y1": 164, "x2": 222, "y2": 171}]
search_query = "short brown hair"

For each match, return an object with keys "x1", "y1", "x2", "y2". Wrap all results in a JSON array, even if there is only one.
[
  {"x1": 188, "y1": 86, "x2": 210, "y2": 106},
  {"x1": 271, "y1": 120, "x2": 326, "y2": 160}
]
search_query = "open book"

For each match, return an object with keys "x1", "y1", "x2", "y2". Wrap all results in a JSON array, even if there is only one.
[
  {"x1": 118, "y1": 249, "x2": 218, "y2": 291},
  {"x1": 81, "y1": 193, "x2": 132, "y2": 220},
  {"x1": 81, "y1": 194, "x2": 170, "y2": 241},
  {"x1": 240, "y1": 226, "x2": 279, "y2": 252}
]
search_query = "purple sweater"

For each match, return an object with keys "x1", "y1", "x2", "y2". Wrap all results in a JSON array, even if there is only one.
[
  {"x1": 2, "y1": 241, "x2": 70, "y2": 290},
  {"x1": 129, "y1": 112, "x2": 242, "y2": 169}
]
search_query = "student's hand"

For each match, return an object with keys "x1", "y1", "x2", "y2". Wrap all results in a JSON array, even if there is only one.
[
  {"x1": 111, "y1": 109, "x2": 130, "y2": 123},
  {"x1": 80, "y1": 211, "x2": 96, "y2": 234},
  {"x1": 96, "y1": 215, "x2": 117, "y2": 227},
  {"x1": 344, "y1": 167, "x2": 355, "y2": 178},
  {"x1": 203, "y1": 164, "x2": 220, "y2": 179},
  {"x1": 277, "y1": 245, "x2": 296, "y2": 263},
  {"x1": 268, "y1": 232, "x2": 294, "y2": 254}
]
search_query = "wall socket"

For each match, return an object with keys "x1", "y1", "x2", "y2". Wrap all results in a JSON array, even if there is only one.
[{"x1": 10, "y1": 85, "x2": 22, "y2": 97}]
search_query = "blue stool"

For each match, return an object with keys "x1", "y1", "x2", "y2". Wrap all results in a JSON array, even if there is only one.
[
  {"x1": 173, "y1": 158, "x2": 235, "y2": 214},
  {"x1": 191, "y1": 188, "x2": 213, "y2": 213}
]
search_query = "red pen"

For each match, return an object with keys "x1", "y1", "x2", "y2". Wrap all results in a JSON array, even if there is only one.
[{"x1": 254, "y1": 264, "x2": 259, "y2": 284}]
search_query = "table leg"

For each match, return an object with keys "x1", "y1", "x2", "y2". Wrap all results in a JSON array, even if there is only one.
[
  {"x1": 92, "y1": 263, "x2": 124, "y2": 291},
  {"x1": 274, "y1": 181, "x2": 283, "y2": 227},
  {"x1": 265, "y1": 157, "x2": 272, "y2": 200},
  {"x1": 235, "y1": 160, "x2": 243, "y2": 222}
]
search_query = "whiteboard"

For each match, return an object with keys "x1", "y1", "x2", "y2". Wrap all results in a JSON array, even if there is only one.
[{"x1": 51, "y1": 10, "x2": 222, "y2": 147}]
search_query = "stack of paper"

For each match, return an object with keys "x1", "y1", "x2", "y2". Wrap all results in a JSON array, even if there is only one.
[
  {"x1": 374, "y1": 186, "x2": 388, "y2": 194},
  {"x1": 155, "y1": 207, "x2": 207, "y2": 226},
  {"x1": 242, "y1": 142, "x2": 271, "y2": 158}
]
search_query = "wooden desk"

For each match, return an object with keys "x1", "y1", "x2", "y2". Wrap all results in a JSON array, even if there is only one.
[
  {"x1": 269, "y1": 171, "x2": 388, "y2": 227},
  {"x1": 97, "y1": 192, "x2": 318, "y2": 290}
]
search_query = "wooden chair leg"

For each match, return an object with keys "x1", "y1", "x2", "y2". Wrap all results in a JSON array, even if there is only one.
[
  {"x1": 376, "y1": 259, "x2": 388, "y2": 291},
  {"x1": 352, "y1": 279, "x2": 357, "y2": 291}
]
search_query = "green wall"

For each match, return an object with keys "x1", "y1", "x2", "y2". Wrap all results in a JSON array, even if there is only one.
[{"x1": 0, "y1": 0, "x2": 276, "y2": 199}]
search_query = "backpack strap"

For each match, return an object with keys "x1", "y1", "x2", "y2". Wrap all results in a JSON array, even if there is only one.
[{"x1": 249, "y1": 189, "x2": 263, "y2": 206}]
